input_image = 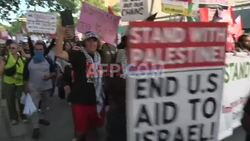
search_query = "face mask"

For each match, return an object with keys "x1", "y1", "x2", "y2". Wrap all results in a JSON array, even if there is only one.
[{"x1": 33, "y1": 50, "x2": 45, "y2": 63}]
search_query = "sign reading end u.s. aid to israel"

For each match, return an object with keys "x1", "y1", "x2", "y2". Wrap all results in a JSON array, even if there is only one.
[{"x1": 126, "y1": 22, "x2": 228, "y2": 141}]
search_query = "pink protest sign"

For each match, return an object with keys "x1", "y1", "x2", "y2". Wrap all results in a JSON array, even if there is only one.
[{"x1": 77, "y1": 2, "x2": 121, "y2": 44}]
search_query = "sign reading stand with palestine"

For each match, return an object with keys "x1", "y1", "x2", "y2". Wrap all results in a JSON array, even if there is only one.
[
  {"x1": 127, "y1": 22, "x2": 227, "y2": 141},
  {"x1": 120, "y1": 0, "x2": 148, "y2": 21},
  {"x1": 26, "y1": 11, "x2": 57, "y2": 34}
]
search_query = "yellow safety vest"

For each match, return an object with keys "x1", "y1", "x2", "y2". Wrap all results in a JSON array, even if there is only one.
[{"x1": 3, "y1": 53, "x2": 26, "y2": 86}]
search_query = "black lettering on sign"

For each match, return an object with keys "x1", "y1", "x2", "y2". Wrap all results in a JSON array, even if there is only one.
[
  {"x1": 224, "y1": 64, "x2": 230, "y2": 83},
  {"x1": 210, "y1": 122, "x2": 215, "y2": 140},
  {"x1": 199, "y1": 123, "x2": 210, "y2": 141},
  {"x1": 155, "y1": 102, "x2": 160, "y2": 126},
  {"x1": 163, "y1": 102, "x2": 178, "y2": 124},
  {"x1": 133, "y1": 2, "x2": 143, "y2": 7},
  {"x1": 188, "y1": 124, "x2": 198, "y2": 141},
  {"x1": 136, "y1": 79, "x2": 147, "y2": 99},
  {"x1": 207, "y1": 73, "x2": 218, "y2": 93},
  {"x1": 188, "y1": 74, "x2": 201, "y2": 94},
  {"x1": 135, "y1": 104, "x2": 152, "y2": 128},
  {"x1": 150, "y1": 78, "x2": 163, "y2": 98},
  {"x1": 122, "y1": 7, "x2": 144, "y2": 16},
  {"x1": 174, "y1": 127, "x2": 184, "y2": 141},
  {"x1": 203, "y1": 97, "x2": 216, "y2": 119},
  {"x1": 136, "y1": 132, "x2": 140, "y2": 141},
  {"x1": 158, "y1": 130, "x2": 170, "y2": 141},
  {"x1": 143, "y1": 131, "x2": 154, "y2": 141},
  {"x1": 189, "y1": 99, "x2": 201, "y2": 120},
  {"x1": 166, "y1": 77, "x2": 178, "y2": 96}
]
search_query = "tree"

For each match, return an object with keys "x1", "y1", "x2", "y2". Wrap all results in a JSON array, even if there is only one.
[
  {"x1": 1, "y1": 0, "x2": 121, "y2": 34},
  {"x1": 0, "y1": 0, "x2": 120, "y2": 21}
]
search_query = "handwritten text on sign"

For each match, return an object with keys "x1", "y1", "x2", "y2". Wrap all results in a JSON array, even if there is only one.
[
  {"x1": 77, "y1": 2, "x2": 120, "y2": 44},
  {"x1": 120, "y1": 0, "x2": 148, "y2": 21},
  {"x1": 127, "y1": 22, "x2": 227, "y2": 141},
  {"x1": 26, "y1": 11, "x2": 57, "y2": 34}
]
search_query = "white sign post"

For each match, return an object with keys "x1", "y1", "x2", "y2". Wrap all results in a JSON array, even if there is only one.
[
  {"x1": 120, "y1": 0, "x2": 149, "y2": 21},
  {"x1": 127, "y1": 22, "x2": 227, "y2": 141},
  {"x1": 26, "y1": 11, "x2": 57, "y2": 34}
]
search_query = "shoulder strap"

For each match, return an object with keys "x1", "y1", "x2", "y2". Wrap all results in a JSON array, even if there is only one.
[
  {"x1": 23, "y1": 58, "x2": 32, "y2": 81},
  {"x1": 45, "y1": 56, "x2": 55, "y2": 73}
]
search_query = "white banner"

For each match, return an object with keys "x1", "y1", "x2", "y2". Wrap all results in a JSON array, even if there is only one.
[
  {"x1": 219, "y1": 53, "x2": 250, "y2": 140},
  {"x1": 120, "y1": 0, "x2": 148, "y2": 21},
  {"x1": 127, "y1": 22, "x2": 227, "y2": 141},
  {"x1": 26, "y1": 11, "x2": 57, "y2": 34},
  {"x1": 199, "y1": 0, "x2": 228, "y2": 6},
  {"x1": 127, "y1": 69, "x2": 224, "y2": 141}
]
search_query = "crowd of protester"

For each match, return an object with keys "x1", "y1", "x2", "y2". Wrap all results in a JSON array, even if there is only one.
[
  {"x1": 0, "y1": 21, "x2": 128, "y2": 141},
  {"x1": 1, "y1": 17, "x2": 250, "y2": 141}
]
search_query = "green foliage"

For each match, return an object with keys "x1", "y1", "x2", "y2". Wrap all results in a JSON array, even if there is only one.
[
  {"x1": 8, "y1": 21, "x2": 23, "y2": 34},
  {"x1": 0, "y1": 0, "x2": 121, "y2": 21},
  {"x1": 0, "y1": 0, "x2": 121, "y2": 34},
  {"x1": 85, "y1": 0, "x2": 106, "y2": 11},
  {"x1": 111, "y1": 3, "x2": 121, "y2": 15}
]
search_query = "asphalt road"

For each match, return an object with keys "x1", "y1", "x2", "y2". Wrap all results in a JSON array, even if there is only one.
[
  {"x1": 223, "y1": 127, "x2": 246, "y2": 141},
  {"x1": 0, "y1": 76, "x2": 247, "y2": 141}
]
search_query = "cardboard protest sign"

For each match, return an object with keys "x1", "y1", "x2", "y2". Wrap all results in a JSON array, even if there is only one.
[
  {"x1": 120, "y1": 0, "x2": 149, "y2": 21},
  {"x1": 77, "y1": 2, "x2": 120, "y2": 44},
  {"x1": 127, "y1": 22, "x2": 227, "y2": 141},
  {"x1": 161, "y1": 0, "x2": 195, "y2": 16},
  {"x1": 26, "y1": 11, "x2": 57, "y2": 34},
  {"x1": 199, "y1": 0, "x2": 228, "y2": 7},
  {"x1": 60, "y1": 10, "x2": 74, "y2": 27}
]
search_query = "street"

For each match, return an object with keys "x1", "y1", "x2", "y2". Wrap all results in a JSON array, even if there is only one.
[
  {"x1": 0, "y1": 93, "x2": 247, "y2": 141},
  {"x1": 224, "y1": 127, "x2": 246, "y2": 141},
  {"x1": 0, "y1": 93, "x2": 74, "y2": 141}
]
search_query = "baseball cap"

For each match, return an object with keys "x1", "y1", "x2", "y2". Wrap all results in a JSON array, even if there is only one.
[{"x1": 84, "y1": 31, "x2": 99, "y2": 40}]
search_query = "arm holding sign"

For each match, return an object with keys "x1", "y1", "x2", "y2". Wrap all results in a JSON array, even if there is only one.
[
  {"x1": 44, "y1": 38, "x2": 56, "y2": 56},
  {"x1": 28, "y1": 36, "x2": 34, "y2": 57},
  {"x1": 23, "y1": 22, "x2": 35, "y2": 57},
  {"x1": 56, "y1": 26, "x2": 69, "y2": 61}
]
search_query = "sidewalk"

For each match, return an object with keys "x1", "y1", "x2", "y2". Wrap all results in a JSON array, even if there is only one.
[
  {"x1": 0, "y1": 99, "x2": 11, "y2": 141},
  {"x1": 0, "y1": 87, "x2": 74, "y2": 141}
]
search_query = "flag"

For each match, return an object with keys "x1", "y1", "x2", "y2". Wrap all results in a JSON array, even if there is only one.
[
  {"x1": 234, "y1": 16, "x2": 244, "y2": 39},
  {"x1": 200, "y1": 8, "x2": 209, "y2": 22},
  {"x1": 145, "y1": 13, "x2": 158, "y2": 21}
]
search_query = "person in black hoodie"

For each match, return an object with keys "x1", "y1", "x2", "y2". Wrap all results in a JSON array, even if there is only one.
[
  {"x1": 104, "y1": 68, "x2": 126, "y2": 141},
  {"x1": 56, "y1": 26, "x2": 105, "y2": 141}
]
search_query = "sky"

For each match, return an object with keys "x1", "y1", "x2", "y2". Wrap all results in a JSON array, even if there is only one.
[{"x1": 1, "y1": 0, "x2": 49, "y2": 26}]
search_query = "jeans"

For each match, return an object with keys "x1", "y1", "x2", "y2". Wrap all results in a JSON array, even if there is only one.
[
  {"x1": 106, "y1": 110, "x2": 126, "y2": 141},
  {"x1": 29, "y1": 89, "x2": 51, "y2": 128},
  {"x1": 3, "y1": 83, "x2": 25, "y2": 121}
]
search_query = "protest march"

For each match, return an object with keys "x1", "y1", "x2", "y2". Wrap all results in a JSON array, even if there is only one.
[{"x1": 0, "y1": 0, "x2": 250, "y2": 141}]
